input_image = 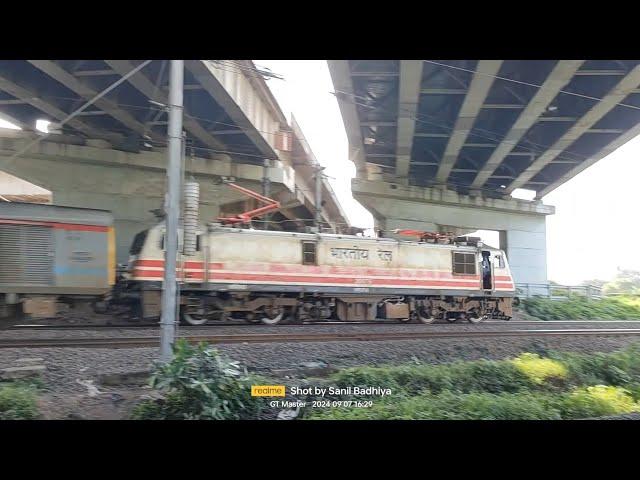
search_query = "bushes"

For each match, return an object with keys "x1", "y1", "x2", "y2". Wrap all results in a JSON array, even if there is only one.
[
  {"x1": 330, "y1": 359, "x2": 539, "y2": 398},
  {"x1": 559, "y1": 386, "x2": 639, "y2": 419},
  {"x1": 0, "y1": 384, "x2": 39, "y2": 420},
  {"x1": 129, "y1": 341, "x2": 640, "y2": 420},
  {"x1": 553, "y1": 345, "x2": 640, "y2": 387},
  {"x1": 309, "y1": 386, "x2": 640, "y2": 420},
  {"x1": 511, "y1": 353, "x2": 567, "y2": 385},
  {"x1": 310, "y1": 391, "x2": 560, "y2": 420},
  {"x1": 132, "y1": 340, "x2": 264, "y2": 420},
  {"x1": 523, "y1": 296, "x2": 640, "y2": 320},
  {"x1": 309, "y1": 345, "x2": 640, "y2": 420}
]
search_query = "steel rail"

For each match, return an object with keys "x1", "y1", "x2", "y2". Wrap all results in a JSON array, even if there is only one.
[
  {"x1": 7, "y1": 320, "x2": 640, "y2": 331},
  {"x1": 3, "y1": 328, "x2": 640, "y2": 349}
]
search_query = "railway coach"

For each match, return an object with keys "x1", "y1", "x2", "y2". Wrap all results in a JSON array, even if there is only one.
[
  {"x1": 128, "y1": 222, "x2": 516, "y2": 325},
  {"x1": 0, "y1": 202, "x2": 115, "y2": 320}
]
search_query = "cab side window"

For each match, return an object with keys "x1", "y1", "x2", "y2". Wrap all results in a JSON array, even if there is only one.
[
  {"x1": 302, "y1": 241, "x2": 317, "y2": 265},
  {"x1": 452, "y1": 251, "x2": 476, "y2": 275},
  {"x1": 495, "y1": 254, "x2": 505, "y2": 269}
]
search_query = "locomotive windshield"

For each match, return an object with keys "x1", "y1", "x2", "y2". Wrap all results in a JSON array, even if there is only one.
[{"x1": 129, "y1": 230, "x2": 148, "y2": 255}]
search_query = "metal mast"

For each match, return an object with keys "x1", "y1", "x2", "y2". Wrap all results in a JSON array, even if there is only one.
[{"x1": 159, "y1": 60, "x2": 184, "y2": 362}]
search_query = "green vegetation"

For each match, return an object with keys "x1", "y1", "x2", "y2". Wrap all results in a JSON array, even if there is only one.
[
  {"x1": 131, "y1": 340, "x2": 265, "y2": 420},
  {"x1": 130, "y1": 341, "x2": 640, "y2": 421},
  {"x1": 0, "y1": 383, "x2": 40, "y2": 420},
  {"x1": 511, "y1": 353, "x2": 567, "y2": 385},
  {"x1": 305, "y1": 346, "x2": 640, "y2": 420},
  {"x1": 328, "y1": 358, "x2": 534, "y2": 396},
  {"x1": 523, "y1": 296, "x2": 640, "y2": 320},
  {"x1": 602, "y1": 269, "x2": 640, "y2": 295},
  {"x1": 561, "y1": 386, "x2": 638, "y2": 418},
  {"x1": 309, "y1": 386, "x2": 640, "y2": 420}
]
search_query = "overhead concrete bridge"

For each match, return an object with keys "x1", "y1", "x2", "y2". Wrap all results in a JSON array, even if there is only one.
[
  {"x1": 0, "y1": 60, "x2": 348, "y2": 262},
  {"x1": 329, "y1": 60, "x2": 640, "y2": 288}
]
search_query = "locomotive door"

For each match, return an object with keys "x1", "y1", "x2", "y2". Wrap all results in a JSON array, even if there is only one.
[{"x1": 481, "y1": 250, "x2": 494, "y2": 291}]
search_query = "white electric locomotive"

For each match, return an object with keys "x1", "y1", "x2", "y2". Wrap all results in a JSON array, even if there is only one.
[{"x1": 126, "y1": 222, "x2": 515, "y2": 325}]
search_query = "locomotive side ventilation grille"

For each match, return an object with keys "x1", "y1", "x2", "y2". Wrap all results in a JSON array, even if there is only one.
[{"x1": 0, "y1": 224, "x2": 54, "y2": 286}]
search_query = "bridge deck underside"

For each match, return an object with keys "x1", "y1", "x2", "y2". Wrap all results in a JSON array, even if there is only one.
[
  {"x1": 337, "y1": 60, "x2": 640, "y2": 199},
  {"x1": 0, "y1": 60, "x2": 268, "y2": 165}
]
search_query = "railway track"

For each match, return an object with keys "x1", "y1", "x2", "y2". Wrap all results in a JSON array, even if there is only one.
[
  {"x1": 3, "y1": 327, "x2": 640, "y2": 349},
  {"x1": 9, "y1": 320, "x2": 640, "y2": 330}
]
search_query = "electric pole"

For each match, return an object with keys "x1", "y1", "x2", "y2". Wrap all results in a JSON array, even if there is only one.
[
  {"x1": 262, "y1": 159, "x2": 271, "y2": 230},
  {"x1": 314, "y1": 164, "x2": 325, "y2": 231},
  {"x1": 159, "y1": 60, "x2": 184, "y2": 362}
]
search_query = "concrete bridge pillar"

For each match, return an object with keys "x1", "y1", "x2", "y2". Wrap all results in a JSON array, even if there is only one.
[{"x1": 352, "y1": 179, "x2": 554, "y2": 289}]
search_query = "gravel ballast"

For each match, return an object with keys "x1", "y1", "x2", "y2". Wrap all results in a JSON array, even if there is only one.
[{"x1": 2, "y1": 335, "x2": 640, "y2": 394}]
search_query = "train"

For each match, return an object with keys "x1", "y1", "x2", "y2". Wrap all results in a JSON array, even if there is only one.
[
  {"x1": 0, "y1": 202, "x2": 114, "y2": 321},
  {"x1": 0, "y1": 201, "x2": 516, "y2": 326}
]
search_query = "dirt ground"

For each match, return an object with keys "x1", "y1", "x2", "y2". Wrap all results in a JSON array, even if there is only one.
[{"x1": 37, "y1": 385, "x2": 153, "y2": 420}]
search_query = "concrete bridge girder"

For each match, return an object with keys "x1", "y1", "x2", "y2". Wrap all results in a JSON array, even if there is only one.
[
  {"x1": 352, "y1": 178, "x2": 554, "y2": 287},
  {"x1": 0, "y1": 136, "x2": 296, "y2": 262}
]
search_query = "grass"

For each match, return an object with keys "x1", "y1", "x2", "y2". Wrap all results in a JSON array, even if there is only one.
[
  {"x1": 523, "y1": 296, "x2": 640, "y2": 321},
  {"x1": 328, "y1": 358, "x2": 536, "y2": 397},
  {"x1": 304, "y1": 345, "x2": 640, "y2": 420},
  {"x1": 308, "y1": 386, "x2": 640, "y2": 420},
  {"x1": 0, "y1": 383, "x2": 40, "y2": 420}
]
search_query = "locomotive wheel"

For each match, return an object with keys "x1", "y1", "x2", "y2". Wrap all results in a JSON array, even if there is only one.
[
  {"x1": 416, "y1": 308, "x2": 436, "y2": 324},
  {"x1": 467, "y1": 313, "x2": 489, "y2": 324},
  {"x1": 260, "y1": 306, "x2": 285, "y2": 325},
  {"x1": 182, "y1": 312, "x2": 209, "y2": 326}
]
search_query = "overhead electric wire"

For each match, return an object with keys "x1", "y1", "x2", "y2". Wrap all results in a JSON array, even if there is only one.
[
  {"x1": 422, "y1": 60, "x2": 640, "y2": 112},
  {"x1": 141, "y1": 60, "x2": 167, "y2": 138},
  {"x1": 212, "y1": 60, "x2": 285, "y2": 80}
]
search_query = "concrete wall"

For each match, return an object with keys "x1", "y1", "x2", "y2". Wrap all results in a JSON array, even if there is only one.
[
  {"x1": 352, "y1": 179, "x2": 554, "y2": 288},
  {"x1": 0, "y1": 171, "x2": 50, "y2": 195}
]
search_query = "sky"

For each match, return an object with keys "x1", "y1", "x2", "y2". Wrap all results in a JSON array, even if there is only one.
[
  {"x1": 257, "y1": 60, "x2": 640, "y2": 285},
  {"x1": 2, "y1": 60, "x2": 639, "y2": 285}
]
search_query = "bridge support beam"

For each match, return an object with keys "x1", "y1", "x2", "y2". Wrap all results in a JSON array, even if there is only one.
[{"x1": 352, "y1": 179, "x2": 555, "y2": 289}]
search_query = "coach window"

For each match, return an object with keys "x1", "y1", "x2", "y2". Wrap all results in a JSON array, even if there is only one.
[
  {"x1": 302, "y1": 241, "x2": 317, "y2": 265},
  {"x1": 452, "y1": 252, "x2": 476, "y2": 275}
]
